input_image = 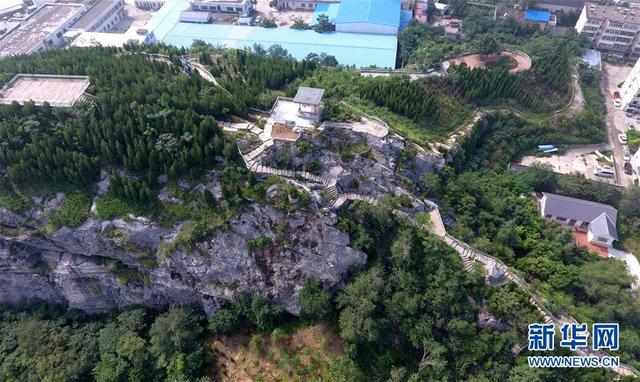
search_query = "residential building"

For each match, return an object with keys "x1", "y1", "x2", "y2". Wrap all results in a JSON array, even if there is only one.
[
  {"x1": 538, "y1": 192, "x2": 619, "y2": 248},
  {"x1": 620, "y1": 56, "x2": 640, "y2": 113},
  {"x1": 576, "y1": 3, "x2": 640, "y2": 60},
  {"x1": 189, "y1": 0, "x2": 250, "y2": 14},
  {"x1": 0, "y1": 3, "x2": 85, "y2": 57},
  {"x1": 134, "y1": 0, "x2": 166, "y2": 10},
  {"x1": 272, "y1": 0, "x2": 339, "y2": 11},
  {"x1": 334, "y1": 0, "x2": 401, "y2": 35},
  {"x1": 70, "y1": 0, "x2": 125, "y2": 33}
]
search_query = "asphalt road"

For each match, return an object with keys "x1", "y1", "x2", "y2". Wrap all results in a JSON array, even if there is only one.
[{"x1": 601, "y1": 64, "x2": 636, "y2": 187}]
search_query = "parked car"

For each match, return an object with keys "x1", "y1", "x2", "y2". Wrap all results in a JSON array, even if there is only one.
[
  {"x1": 627, "y1": 112, "x2": 634, "y2": 118},
  {"x1": 595, "y1": 167, "x2": 615, "y2": 178},
  {"x1": 624, "y1": 148, "x2": 631, "y2": 161},
  {"x1": 625, "y1": 161, "x2": 633, "y2": 175},
  {"x1": 613, "y1": 91, "x2": 622, "y2": 107},
  {"x1": 628, "y1": 122, "x2": 636, "y2": 131},
  {"x1": 255, "y1": 15, "x2": 263, "y2": 24},
  {"x1": 619, "y1": 133, "x2": 628, "y2": 145}
]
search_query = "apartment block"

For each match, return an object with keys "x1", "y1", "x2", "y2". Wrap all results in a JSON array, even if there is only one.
[
  {"x1": 576, "y1": 2, "x2": 640, "y2": 60},
  {"x1": 620, "y1": 56, "x2": 640, "y2": 113}
]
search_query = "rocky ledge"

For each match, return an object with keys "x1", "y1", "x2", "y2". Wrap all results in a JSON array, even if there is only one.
[{"x1": 0, "y1": 203, "x2": 366, "y2": 316}]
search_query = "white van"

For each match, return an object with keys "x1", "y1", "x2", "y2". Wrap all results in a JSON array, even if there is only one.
[{"x1": 595, "y1": 167, "x2": 615, "y2": 178}]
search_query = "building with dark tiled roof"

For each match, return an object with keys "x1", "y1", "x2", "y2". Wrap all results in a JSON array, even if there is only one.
[{"x1": 538, "y1": 192, "x2": 618, "y2": 247}]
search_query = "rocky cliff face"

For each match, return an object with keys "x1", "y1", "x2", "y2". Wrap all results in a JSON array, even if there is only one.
[{"x1": 0, "y1": 203, "x2": 366, "y2": 316}]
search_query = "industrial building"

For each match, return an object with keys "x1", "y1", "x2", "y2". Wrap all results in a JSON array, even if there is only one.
[
  {"x1": 272, "y1": 0, "x2": 339, "y2": 11},
  {"x1": 134, "y1": 0, "x2": 167, "y2": 10},
  {"x1": 0, "y1": 3, "x2": 85, "y2": 57},
  {"x1": 163, "y1": 22, "x2": 397, "y2": 67},
  {"x1": 534, "y1": 0, "x2": 585, "y2": 13},
  {"x1": 334, "y1": 0, "x2": 401, "y2": 35},
  {"x1": 0, "y1": 0, "x2": 26, "y2": 19},
  {"x1": 69, "y1": 0, "x2": 125, "y2": 33},
  {"x1": 0, "y1": 74, "x2": 90, "y2": 107},
  {"x1": 189, "y1": 0, "x2": 250, "y2": 14},
  {"x1": 576, "y1": 2, "x2": 640, "y2": 60}
]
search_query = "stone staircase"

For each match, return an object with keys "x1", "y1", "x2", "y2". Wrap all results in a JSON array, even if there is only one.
[{"x1": 442, "y1": 232, "x2": 639, "y2": 377}]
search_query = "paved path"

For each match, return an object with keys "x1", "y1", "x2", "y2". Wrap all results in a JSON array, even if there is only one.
[{"x1": 608, "y1": 247, "x2": 640, "y2": 289}]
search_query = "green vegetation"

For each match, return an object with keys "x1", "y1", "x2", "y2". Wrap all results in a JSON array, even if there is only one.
[
  {"x1": 0, "y1": 306, "x2": 207, "y2": 381},
  {"x1": 301, "y1": 69, "x2": 473, "y2": 145},
  {"x1": 47, "y1": 189, "x2": 92, "y2": 229},
  {"x1": 628, "y1": 130, "x2": 640, "y2": 153}
]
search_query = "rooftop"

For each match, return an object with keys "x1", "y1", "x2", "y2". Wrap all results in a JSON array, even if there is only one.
[
  {"x1": 0, "y1": 74, "x2": 90, "y2": 107},
  {"x1": 590, "y1": 212, "x2": 618, "y2": 240},
  {"x1": 311, "y1": 2, "x2": 340, "y2": 24},
  {"x1": 525, "y1": 8, "x2": 551, "y2": 22},
  {"x1": 71, "y1": 0, "x2": 120, "y2": 30},
  {"x1": 582, "y1": 48, "x2": 602, "y2": 70},
  {"x1": 541, "y1": 192, "x2": 618, "y2": 225},
  {"x1": 0, "y1": 0, "x2": 24, "y2": 14},
  {"x1": 0, "y1": 3, "x2": 84, "y2": 56},
  {"x1": 584, "y1": 2, "x2": 640, "y2": 23},
  {"x1": 334, "y1": 0, "x2": 401, "y2": 27},
  {"x1": 536, "y1": 0, "x2": 584, "y2": 8},
  {"x1": 294, "y1": 87, "x2": 324, "y2": 106},
  {"x1": 163, "y1": 23, "x2": 398, "y2": 68}
]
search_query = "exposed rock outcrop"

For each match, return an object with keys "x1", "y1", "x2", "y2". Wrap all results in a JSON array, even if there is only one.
[{"x1": 0, "y1": 204, "x2": 366, "y2": 316}]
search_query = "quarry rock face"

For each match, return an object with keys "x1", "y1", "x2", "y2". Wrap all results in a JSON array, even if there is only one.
[{"x1": 0, "y1": 204, "x2": 366, "y2": 316}]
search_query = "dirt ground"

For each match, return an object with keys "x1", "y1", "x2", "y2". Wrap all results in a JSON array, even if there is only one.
[
  {"x1": 206, "y1": 324, "x2": 345, "y2": 382},
  {"x1": 254, "y1": 0, "x2": 314, "y2": 28},
  {"x1": 520, "y1": 144, "x2": 616, "y2": 184},
  {"x1": 448, "y1": 51, "x2": 532, "y2": 74}
]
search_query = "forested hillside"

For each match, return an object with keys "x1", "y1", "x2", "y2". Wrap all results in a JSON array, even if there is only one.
[{"x1": 0, "y1": 23, "x2": 629, "y2": 381}]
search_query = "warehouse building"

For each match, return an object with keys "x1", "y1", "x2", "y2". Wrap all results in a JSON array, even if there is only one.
[
  {"x1": 70, "y1": 0, "x2": 125, "y2": 33},
  {"x1": 189, "y1": 0, "x2": 250, "y2": 14},
  {"x1": 272, "y1": 0, "x2": 339, "y2": 11},
  {"x1": 0, "y1": 3, "x2": 85, "y2": 57},
  {"x1": 163, "y1": 23, "x2": 397, "y2": 67},
  {"x1": 134, "y1": 0, "x2": 167, "y2": 10},
  {"x1": 334, "y1": 0, "x2": 401, "y2": 35}
]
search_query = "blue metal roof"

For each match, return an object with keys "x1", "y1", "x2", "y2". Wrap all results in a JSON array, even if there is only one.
[
  {"x1": 163, "y1": 23, "x2": 397, "y2": 68},
  {"x1": 335, "y1": 0, "x2": 401, "y2": 27},
  {"x1": 146, "y1": 0, "x2": 190, "y2": 41},
  {"x1": 400, "y1": 10, "x2": 412, "y2": 30},
  {"x1": 311, "y1": 3, "x2": 341, "y2": 24},
  {"x1": 524, "y1": 9, "x2": 551, "y2": 22}
]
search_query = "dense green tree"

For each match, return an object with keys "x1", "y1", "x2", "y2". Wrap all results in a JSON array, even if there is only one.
[
  {"x1": 314, "y1": 14, "x2": 335, "y2": 33},
  {"x1": 299, "y1": 278, "x2": 331, "y2": 321}
]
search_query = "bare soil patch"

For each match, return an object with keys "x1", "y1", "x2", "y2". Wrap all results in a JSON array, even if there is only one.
[{"x1": 449, "y1": 51, "x2": 532, "y2": 74}]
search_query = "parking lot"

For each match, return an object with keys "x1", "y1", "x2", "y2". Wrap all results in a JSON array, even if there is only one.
[
  {"x1": 601, "y1": 63, "x2": 637, "y2": 187},
  {"x1": 520, "y1": 144, "x2": 616, "y2": 184}
]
